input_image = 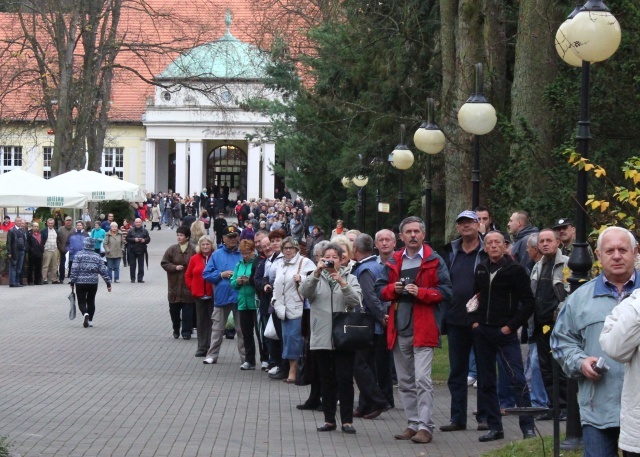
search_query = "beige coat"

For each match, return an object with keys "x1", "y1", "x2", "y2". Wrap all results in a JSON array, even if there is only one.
[{"x1": 103, "y1": 231, "x2": 125, "y2": 259}]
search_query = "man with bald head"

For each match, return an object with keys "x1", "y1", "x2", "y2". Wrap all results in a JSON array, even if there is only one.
[
  {"x1": 470, "y1": 231, "x2": 536, "y2": 442},
  {"x1": 126, "y1": 218, "x2": 150, "y2": 283},
  {"x1": 552, "y1": 227, "x2": 640, "y2": 456}
]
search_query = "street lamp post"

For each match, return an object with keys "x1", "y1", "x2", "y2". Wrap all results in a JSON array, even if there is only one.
[
  {"x1": 555, "y1": 0, "x2": 621, "y2": 452},
  {"x1": 457, "y1": 63, "x2": 497, "y2": 209},
  {"x1": 414, "y1": 98, "x2": 446, "y2": 245},
  {"x1": 388, "y1": 124, "x2": 414, "y2": 222},
  {"x1": 352, "y1": 176, "x2": 369, "y2": 232}
]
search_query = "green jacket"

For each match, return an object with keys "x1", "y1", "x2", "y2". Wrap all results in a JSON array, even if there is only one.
[{"x1": 231, "y1": 257, "x2": 257, "y2": 311}]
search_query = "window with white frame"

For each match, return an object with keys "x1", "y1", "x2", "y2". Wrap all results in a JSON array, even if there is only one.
[
  {"x1": 0, "y1": 145, "x2": 23, "y2": 173},
  {"x1": 43, "y1": 146, "x2": 53, "y2": 179},
  {"x1": 102, "y1": 147, "x2": 124, "y2": 179}
]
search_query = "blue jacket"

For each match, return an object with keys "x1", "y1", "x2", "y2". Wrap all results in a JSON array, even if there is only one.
[
  {"x1": 203, "y1": 244, "x2": 242, "y2": 306},
  {"x1": 551, "y1": 271, "x2": 640, "y2": 429},
  {"x1": 67, "y1": 230, "x2": 89, "y2": 261}
]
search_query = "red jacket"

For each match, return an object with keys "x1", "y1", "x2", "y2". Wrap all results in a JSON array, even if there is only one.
[
  {"x1": 185, "y1": 253, "x2": 214, "y2": 298},
  {"x1": 378, "y1": 244, "x2": 452, "y2": 348}
]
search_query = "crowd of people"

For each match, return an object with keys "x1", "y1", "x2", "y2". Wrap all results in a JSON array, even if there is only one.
[{"x1": 3, "y1": 197, "x2": 640, "y2": 455}]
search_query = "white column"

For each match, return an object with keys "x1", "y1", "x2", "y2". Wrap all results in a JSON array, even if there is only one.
[
  {"x1": 145, "y1": 139, "x2": 156, "y2": 192},
  {"x1": 189, "y1": 140, "x2": 203, "y2": 197},
  {"x1": 247, "y1": 143, "x2": 261, "y2": 199},
  {"x1": 262, "y1": 142, "x2": 275, "y2": 199},
  {"x1": 175, "y1": 139, "x2": 188, "y2": 197}
]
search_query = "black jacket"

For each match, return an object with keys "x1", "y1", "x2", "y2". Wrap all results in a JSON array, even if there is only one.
[
  {"x1": 470, "y1": 254, "x2": 535, "y2": 332},
  {"x1": 27, "y1": 229, "x2": 44, "y2": 258},
  {"x1": 126, "y1": 226, "x2": 150, "y2": 255},
  {"x1": 7, "y1": 226, "x2": 26, "y2": 257}
]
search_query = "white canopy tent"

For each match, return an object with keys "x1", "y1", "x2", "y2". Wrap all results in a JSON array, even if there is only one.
[
  {"x1": 0, "y1": 169, "x2": 88, "y2": 208},
  {"x1": 49, "y1": 169, "x2": 145, "y2": 202}
]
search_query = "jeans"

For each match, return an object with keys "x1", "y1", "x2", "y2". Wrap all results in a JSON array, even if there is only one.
[
  {"x1": 106, "y1": 257, "x2": 121, "y2": 282},
  {"x1": 473, "y1": 324, "x2": 534, "y2": 433},
  {"x1": 582, "y1": 425, "x2": 620, "y2": 457},
  {"x1": 525, "y1": 342, "x2": 550, "y2": 408},
  {"x1": 9, "y1": 250, "x2": 25, "y2": 285},
  {"x1": 498, "y1": 355, "x2": 517, "y2": 409},
  {"x1": 469, "y1": 349, "x2": 478, "y2": 379}
]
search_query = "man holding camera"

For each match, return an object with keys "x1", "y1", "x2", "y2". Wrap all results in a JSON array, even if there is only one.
[
  {"x1": 376, "y1": 216, "x2": 452, "y2": 444},
  {"x1": 552, "y1": 226, "x2": 640, "y2": 457}
]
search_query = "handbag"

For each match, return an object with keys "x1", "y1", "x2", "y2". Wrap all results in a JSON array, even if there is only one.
[
  {"x1": 332, "y1": 310, "x2": 375, "y2": 351},
  {"x1": 264, "y1": 314, "x2": 279, "y2": 340},
  {"x1": 68, "y1": 291, "x2": 77, "y2": 320}
]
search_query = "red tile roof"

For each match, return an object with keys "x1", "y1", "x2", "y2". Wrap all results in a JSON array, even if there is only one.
[{"x1": 0, "y1": 0, "x2": 297, "y2": 123}]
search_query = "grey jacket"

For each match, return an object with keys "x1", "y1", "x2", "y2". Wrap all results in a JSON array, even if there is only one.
[
  {"x1": 299, "y1": 267, "x2": 362, "y2": 350},
  {"x1": 103, "y1": 231, "x2": 125, "y2": 259},
  {"x1": 529, "y1": 249, "x2": 569, "y2": 329},
  {"x1": 551, "y1": 271, "x2": 640, "y2": 429}
]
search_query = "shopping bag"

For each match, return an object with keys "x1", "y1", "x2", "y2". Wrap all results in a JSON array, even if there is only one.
[
  {"x1": 68, "y1": 292, "x2": 77, "y2": 320},
  {"x1": 264, "y1": 314, "x2": 279, "y2": 340}
]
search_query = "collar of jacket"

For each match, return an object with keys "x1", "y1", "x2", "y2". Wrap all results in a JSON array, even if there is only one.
[{"x1": 593, "y1": 270, "x2": 640, "y2": 298}]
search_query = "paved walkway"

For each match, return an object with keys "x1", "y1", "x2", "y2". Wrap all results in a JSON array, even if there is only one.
[{"x1": 0, "y1": 224, "x2": 557, "y2": 456}]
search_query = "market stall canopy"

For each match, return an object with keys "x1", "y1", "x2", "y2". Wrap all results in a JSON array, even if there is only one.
[
  {"x1": 0, "y1": 169, "x2": 88, "y2": 208},
  {"x1": 49, "y1": 170, "x2": 145, "y2": 202}
]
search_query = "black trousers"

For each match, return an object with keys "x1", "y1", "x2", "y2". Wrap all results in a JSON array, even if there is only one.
[
  {"x1": 534, "y1": 326, "x2": 567, "y2": 409},
  {"x1": 169, "y1": 302, "x2": 194, "y2": 337},
  {"x1": 195, "y1": 298, "x2": 213, "y2": 353},
  {"x1": 354, "y1": 333, "x2": 390, "y2": 414},
  {"x1": 76, "y1": 283, "x2": 98, "y2": 320},
  {"x1": 313, "y1": 349, "x2": 355, "y2": 425},
  {"x1": 238, "y1": 310, "x2": 258, "y2": 365},
  {"x1": 27, "y1": 255, "x2": 43, "y2": 285},
  {"x1": 129, "y1": 251, "x2": 145, "y2": 281}
]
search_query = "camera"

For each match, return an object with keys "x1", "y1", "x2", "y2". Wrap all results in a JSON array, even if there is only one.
[
  {"x1": 592, "y1": 357, "x2": 610, "y2": 375},
  {"x1": 325, "y1": 260, "x2": 335, "y2": 269}
]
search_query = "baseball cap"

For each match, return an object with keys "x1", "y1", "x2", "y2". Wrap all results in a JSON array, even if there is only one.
[
  {"x1": 222, "y1": 226, "x2": 239, "y2": 237},
  {"x1": 455, "y1": 210, "x2": 479, "y2": 223},
  {"x1": 553, "y1": 218, "x2": 574, "y2": 229}
]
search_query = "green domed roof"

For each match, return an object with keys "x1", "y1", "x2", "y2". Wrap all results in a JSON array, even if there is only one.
[{"x1": 158, "y1": 12, "x2": 269, "y2": 81}]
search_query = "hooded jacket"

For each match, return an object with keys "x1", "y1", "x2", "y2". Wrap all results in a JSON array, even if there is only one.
[
  {"x1": 511, "y1": 224, "x2": 539, "y2": 270},
  {"x1": 67, "y1": 230, "x2": 89, "y2": 261},
  {"x1": 69, "y1": 237, "x2": 111, "y2": 285},
  {"x1": 530, "y1": 249, "x2": 569, "y2": 327},
  {"x1": 375, "y1": 244, "x2": 452, "y2": 349},
  {"x1": 203, "y1": 243, "x2": 242, "y2": 306}
]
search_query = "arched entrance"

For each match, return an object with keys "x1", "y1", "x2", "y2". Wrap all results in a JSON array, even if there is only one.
[{"x1": 207, "y1": 145, "x2": 247, "y2": 196}]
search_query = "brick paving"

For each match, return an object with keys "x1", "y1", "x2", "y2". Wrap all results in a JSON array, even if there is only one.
[{"x1": 0, "y1": 224, "x2": 558, "y2": 456}]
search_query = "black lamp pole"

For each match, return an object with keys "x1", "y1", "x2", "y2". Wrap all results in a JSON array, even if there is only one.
[{"x1": 469, "y1": 64, "x2": 486, "y2": 209}]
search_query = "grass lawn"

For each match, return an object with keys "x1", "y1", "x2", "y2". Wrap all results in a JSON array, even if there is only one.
[
  {"x1": 481, "y1": 435, "x2": 583, "y2": 457},
  {"x1": 432, "y1": 335, "x2": 450, "y2": 384},
  {"x1": 0, "y1": 436, "x2": 11, "y2": 457}
]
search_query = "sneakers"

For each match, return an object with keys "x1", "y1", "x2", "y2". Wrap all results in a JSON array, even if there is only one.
[
  {"x1": 83, "y1": 313, "x2": 90, "y2": 328},
  {"x1": 268, "y1": 366, "x2": 279, "y2": 375},
  {"x1": 261, "y1": 361, "x2": 269, "y2": 371},
  {"x1": 88, "y1": 321, "x2": 93, "y2": 327},
  {"x1": 240, "y1": 362, "x2": 256, "y2": 370},
  {"x1": 203, "y1": 357, "x2": 217, "y2": 365},
  {"x1": 467, "y1": 376, "x2": 477, "y2": 386}
]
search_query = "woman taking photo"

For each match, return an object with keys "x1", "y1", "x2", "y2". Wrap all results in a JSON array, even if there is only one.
[
  {"x1": 230, "y1": 239, "x2": 259, "y2": 370},
  {"x1": 185, "y1": 235, "x2": 215, "y2": 357},
  {"x1": 299, "y1": 243, "x2": 362, "y2": 434},
  {"x1": 273, "y1": 237, "x2": 315, "y2": 383}
]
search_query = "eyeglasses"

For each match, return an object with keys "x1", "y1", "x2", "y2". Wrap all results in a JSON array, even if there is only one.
[{"x1": 282, "y1": 246, "x2": 297, "y2": 250}]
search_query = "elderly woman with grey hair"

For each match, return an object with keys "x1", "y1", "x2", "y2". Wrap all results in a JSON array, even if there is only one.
[
  {"x1": 185, "y1": 235, "x2": 215, "y2": 356},
  {"x1": 299, "y1": 242, "x2": 362, "y2": 434},
  {"x1": 103, "y1": 222, "x2": 125, "y2": 283},
  {"x1": 273, "y1": 236, "x2": 315, "y2": 382}
]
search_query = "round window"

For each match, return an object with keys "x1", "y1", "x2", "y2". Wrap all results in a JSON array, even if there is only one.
[
  {"x1": 220, "y1": 89, "x2": 232, "y2": 103},
  {"x1": 162, "y1": 91, "x2": 171, "y2": 101}
]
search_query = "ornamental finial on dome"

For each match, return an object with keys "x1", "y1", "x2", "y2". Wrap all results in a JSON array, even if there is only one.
[{"x1": 225, "y1": 9, "x2": 232, "y2": 32}]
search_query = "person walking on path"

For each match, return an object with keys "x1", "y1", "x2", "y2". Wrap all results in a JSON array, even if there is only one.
[
  {"x1": 126, "y1": 218, "x2": 150, "y2": 283},
  {"x1": 69, "y1": 237, "x2": 112, "y2": 328},
  {"x1": 161, "y1": 226, "x2": 196, "y2": 340}
]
